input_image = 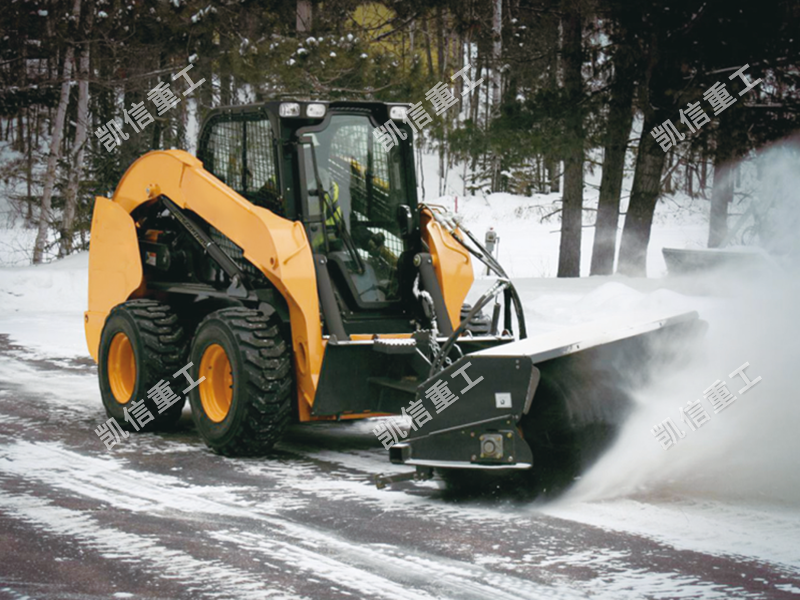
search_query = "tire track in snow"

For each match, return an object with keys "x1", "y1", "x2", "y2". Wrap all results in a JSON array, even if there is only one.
[
  {"x1": 0, "y1": 438, "x2": 294, "y2": 516},
  {"x1": 2, "y1": 345, "x2": 797, "y2": 599},
  {"x1": 1, "y1": 433, "x2": 789, "y2": 600},
  {"x1": 0, "y1": 439, "x2": 586, "y2": 600},
  {"x1": 0, "y1": 491, "x2": 292, "y2": 600},
  {"x1": 211, "y1": 530, "x2": 588, "y2": 600}
]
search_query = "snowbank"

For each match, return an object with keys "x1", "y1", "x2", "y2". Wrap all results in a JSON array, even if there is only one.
[{"x1": 0, "y1": 252, "x2": 88, "y2": 358}]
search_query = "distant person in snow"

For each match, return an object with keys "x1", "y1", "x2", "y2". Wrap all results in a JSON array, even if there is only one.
[{"x1": 484, "y1": 227, "x2": 499, "y2": 275}]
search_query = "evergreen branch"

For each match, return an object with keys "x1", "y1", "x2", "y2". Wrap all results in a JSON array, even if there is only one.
[
  {"x1": 370, "y1": 13, "x2": 420, "y2": 43},
  {"x1": 305, "y1": 72, "x2": 395, "y2": 95}
]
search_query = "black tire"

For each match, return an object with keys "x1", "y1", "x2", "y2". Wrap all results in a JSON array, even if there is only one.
[
  {"x1": 98, "y1": 300, "x2": 188, "y2": 430},
  {"x1": 460, "y1": 303, "x2": 492, "y2": 335},
  {"x1": 187, "y1": 307, "x2": 293, "y2": 456}
]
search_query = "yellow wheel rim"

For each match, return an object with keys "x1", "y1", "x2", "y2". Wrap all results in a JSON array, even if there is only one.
[
  {"x1": 108, "y1": 332, "x2": 136, "y2": 404},
  {"x1": 198, "y1": 344, "x2": 233, "y2": 423}
]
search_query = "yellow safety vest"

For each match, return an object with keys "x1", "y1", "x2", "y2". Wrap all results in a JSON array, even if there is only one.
[
  {"x1": 312, "y1": 181, "x2": 342, "y2": 249},
  {"x1": 325, "y1": 181, "x2": 342, "y2": 226}
]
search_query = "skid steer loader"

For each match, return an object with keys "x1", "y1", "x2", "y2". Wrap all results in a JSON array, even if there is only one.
[{"x1": 85, "y1": 100, "x2": 703, "y2": 484}]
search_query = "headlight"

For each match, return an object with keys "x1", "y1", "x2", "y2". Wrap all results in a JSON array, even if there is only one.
[
  {"x1": 389, "y1": 105, "x2": 408, "y2": 120},
  {"x1": 279, "y1": 102, "x2": 301, "y2": 117},
  {"x1": 306, "y1": 103, "x2": 326, "y2": 118}
]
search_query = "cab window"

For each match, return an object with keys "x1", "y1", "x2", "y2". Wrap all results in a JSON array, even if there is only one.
[{"x1": 201, "y1": 117, "x2": 282, "y2": 214}]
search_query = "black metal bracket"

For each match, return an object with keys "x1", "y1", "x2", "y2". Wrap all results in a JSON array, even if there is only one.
[
  {"x1": 415, "y1": 252, "x2": 454, "y2": 336},
  {"x1": 161, "y1": 196, "x2": 250, "y2": 299},
  {"x1": 313, "y1": 254, "x2": 348, "y2": 340}
]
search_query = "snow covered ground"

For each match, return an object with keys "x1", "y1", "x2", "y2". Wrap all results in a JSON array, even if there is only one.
[{"x1": 1, "y1": 243, "x2": 798, "y2": 598}]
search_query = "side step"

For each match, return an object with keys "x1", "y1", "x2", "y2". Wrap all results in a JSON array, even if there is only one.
[
  {"x1": 367, "y1": 377, "x2": 419, "y2": 395},
  {"x1": 372, "y1": 338, "x2": 418, "y2": 355}
]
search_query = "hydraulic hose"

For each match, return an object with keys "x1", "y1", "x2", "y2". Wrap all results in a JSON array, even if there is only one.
[{"x1": 421, "y1": 204, "x2": 527, "y2": 349}]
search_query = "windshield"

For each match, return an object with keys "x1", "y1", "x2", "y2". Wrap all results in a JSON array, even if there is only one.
[{"x1": 301, "y1": 113, "x2": 411, "y2": 305}]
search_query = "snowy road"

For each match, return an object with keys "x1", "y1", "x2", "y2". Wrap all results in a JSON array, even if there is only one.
[
  {"x1": 0, "y1": 331, "x2": 799, "y2": 600},
  {"x1": 1, "y1": 253, "x2": 799, "y2": 598}
]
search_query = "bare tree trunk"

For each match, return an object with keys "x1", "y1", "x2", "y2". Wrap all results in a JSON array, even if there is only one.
[
  {"x1": 483, "y1": 68, "x2": 491, "y2": 180},
  {"x1": 663, "y1": 150, "x2": 674, "y2": 194},
  {"x1": 149, "y1": 52, "x2": 172, "y2": 150},
  {"x1": 417, "y1": 141, "x2": 425, "y2": 202},
  {"x1": 33, "y1": 0, "x2": 82, "y2": 264},
  {"x1": 544, "y1": 19, "x2": 561, "y2": 194},
  {"x1": 491, "y1": 0, "x2": 502, "y2": 109},
  {"x1": 26, "y1": 107, "x2": 35, "y2": 224},
  {"x1": 438, "y1": 142, "x2": 445, "y2": 197},
  {"x1": 590, "y1": 49, "x2": 634, "y2": 276},
  {"x1": 59, "y1": 42, "x2": 91, "y2": 256},
  {"x1": 436, "y1": 7, "x2": 445, "y2": 79},
  {"x1": 424, "y1": 17, "x2": 435, "y2": 78},
  {"x1": 469, "y1": 56, "x2": 483, "y2": 181},
  {"x1": 457, "y1": 32, "x2": 464, "y2": 84},
  {"x1": 708, "y1": 158, "x2": 734, "y2": 248},
  {"x1": 617, "y1": 113, "x2": 668, "y2": 276},
  {"x1": 15, "y1": 106, "x2": 25, "y2": 152},
  {"x1": 442, "y1": 125, "x2": 450, "y2": 194},
  {"x1": 470, "y1": 54, "x2": 482, "y2": 125},
  {"x1": 489, "y1": 0, "x2": 503, "y2": 191},
  {"x1": 700, "y1": 156, "x2": 707, "y2": 193},
  {"x1": 536, "y1": 156, "x2": 543, "y2": 193},
  {"x1": 708, "y1": 117, "x2": 734, "y2": 248},
  {"x1": 59, "y1": 7, "x2": 93, "y2": 257},
  {"x1": 16, "y1": 34, "x2": 31, "y2": 170},
  {"x1": 196, "y1": 55, "x2": 213, "y2": 129},
  {"x1": 296, "y1": 0, "x2": 312, "y2": 33},
  {"x1": 557, "y1": 4, "x2": 584, "y2": 278},
  {"x1": 35, "y1": 100, "x2": 41, "y2": 148},
  {"x1": 546, "y1": 161, "x2": 559, "y2": 194},
  {"x1": 219, "y1": 43, "x2": 232, "y2": 106}
]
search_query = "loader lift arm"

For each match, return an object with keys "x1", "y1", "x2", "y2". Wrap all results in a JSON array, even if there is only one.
[{"x1": 86, "y1": 149, "x2": 325, "y2": 421}]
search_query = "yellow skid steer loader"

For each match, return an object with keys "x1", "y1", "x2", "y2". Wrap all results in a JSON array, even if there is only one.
[{"x1": 85, "y1": 100, "x2": 702, "y2": 484}]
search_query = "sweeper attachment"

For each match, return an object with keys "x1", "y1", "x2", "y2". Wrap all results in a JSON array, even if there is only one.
[{"x1": 85, "y1": 100, "x2": 704, "y2": 485}]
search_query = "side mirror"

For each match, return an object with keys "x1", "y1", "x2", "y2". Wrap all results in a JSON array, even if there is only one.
[{"x1": 396, "y1": 204, "x2": 413, "y2": 238}]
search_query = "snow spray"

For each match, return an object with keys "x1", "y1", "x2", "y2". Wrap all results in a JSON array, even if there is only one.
[{"x1": 560, "y1": 141, "x2": 800, "y2": 506}]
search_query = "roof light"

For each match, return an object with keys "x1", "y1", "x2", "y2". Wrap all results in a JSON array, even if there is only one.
[
  {"x1": 279, "y1": 102, "x2": 301, "y2": 117},
  {"x1": 306, "y1": 103, "x2": 326, "y2": 118},
  {"x1": 389, "y1": 106, "x2": 408, "y2": 120}
]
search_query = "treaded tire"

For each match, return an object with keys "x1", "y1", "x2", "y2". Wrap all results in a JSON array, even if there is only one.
[
  {"x1": 98, "y1": 299, "x2": 188, "y2": 430},
  {"x1": 460, "y1": 303, "x2": 492, "y2": 335},
  {"x1": 188, "y1": 307, "x2": 293, "y2": 457}
]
